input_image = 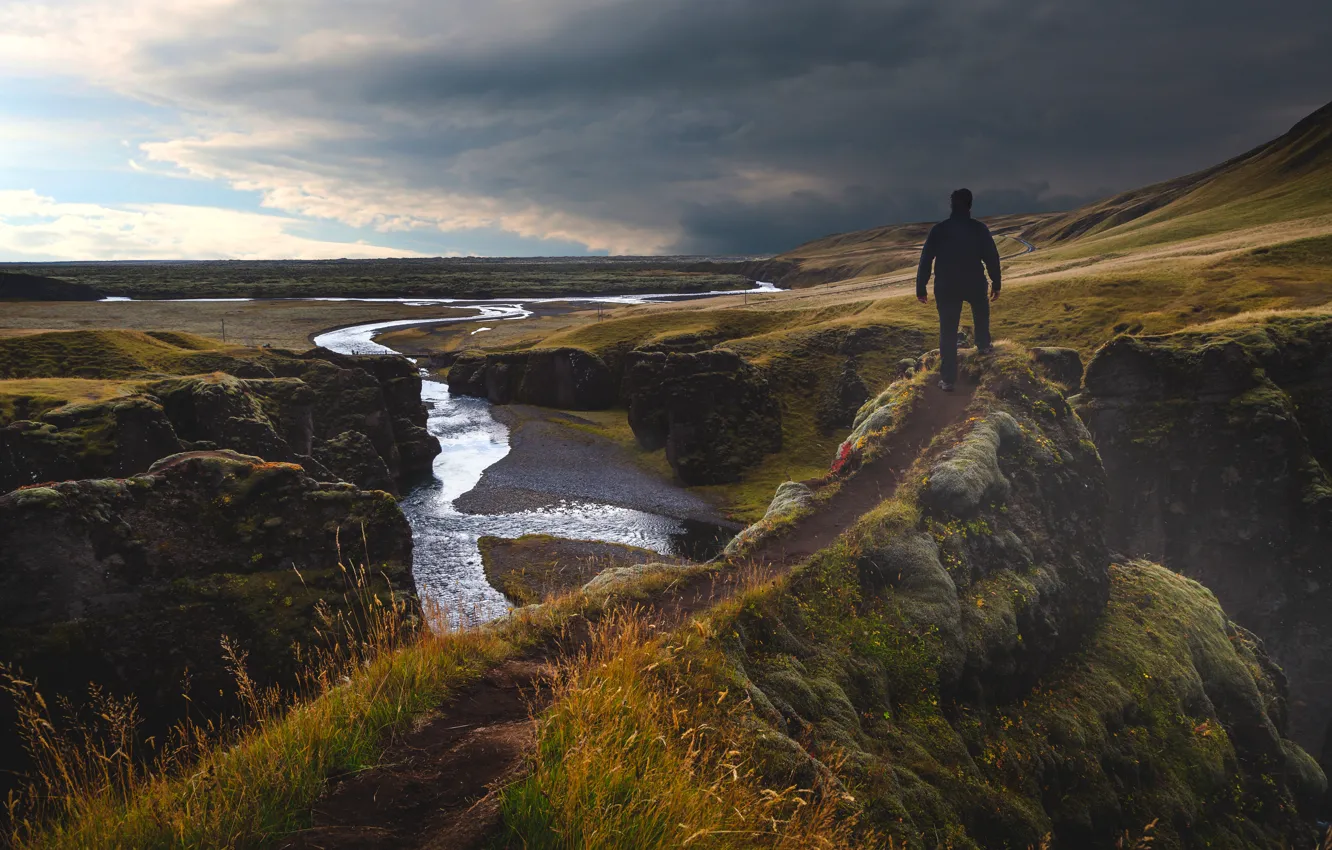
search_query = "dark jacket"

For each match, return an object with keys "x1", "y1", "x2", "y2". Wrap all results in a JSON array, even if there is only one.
[{"x1": 916, "y1": 212, "x2": 1002, "y2": 299}]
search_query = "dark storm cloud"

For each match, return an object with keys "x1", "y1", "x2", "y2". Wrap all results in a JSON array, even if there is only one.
[{"x1": 149, "y1": 0, "x2": 1332, "y2": 253}]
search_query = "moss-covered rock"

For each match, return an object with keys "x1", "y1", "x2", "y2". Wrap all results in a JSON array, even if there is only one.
[
  {"x1": 448, "y1": 347, "x2": 617, "y2": 410},
  {"x1": 479, "y1": 534, "x2": 681, "y2": 606},
  {"x1": 1078, "y1": 318, "x2": 1332, "y2": 778},
  {"x1": 724, "y1": 481, "x2": 816, "y2": 557},
  {"x1": 625, "y1": 348, "x2": 782, "y2": 485},
  {"x1": 0, "y1": 449, "x2": 415, "y2": 787},
  {"x1": 313, "y1": 430, "x2": 396, "y2": 494},
  {"x1": 0, "y1": 395, "x2": 184, "y2": 491},
  {"x1": 699, "y1": 352, "x2": 1322, "y2": 846},
  {"x1": 0, "y1": 343, "x2": 439, "y2": 494}
]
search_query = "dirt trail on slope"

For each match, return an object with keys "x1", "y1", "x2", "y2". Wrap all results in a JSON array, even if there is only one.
[{"x1": 281, "y1": 379, "x2": 977, "y2": 850}]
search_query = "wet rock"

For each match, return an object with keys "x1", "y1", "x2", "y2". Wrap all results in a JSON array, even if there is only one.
[
  {"x1": 448, "y1": 348, "x2": 616, "y2": 410},
  {"x1": 625, "y1": 348, "x2": 782, "y2": 485}
]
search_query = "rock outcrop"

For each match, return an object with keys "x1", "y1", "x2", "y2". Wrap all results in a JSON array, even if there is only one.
[
  {"x1": 714, "y1": 352, "x2": 1324, "y2": 845},
  {"x1": 625, "y1": 349, "x2": 782, "y2": 485},
  {"x1": 0, "y1": 348, "x2": 439, "y2": 495},
  {"x1": 1076, "y1": 320, "x2": 1332, "y2": 780},
  {"x1": 447, "y1": 348, "x2": 616, "y2": 410},
  {"x1": 0, "y1": 450, "x2": 415, "y2": 782}
]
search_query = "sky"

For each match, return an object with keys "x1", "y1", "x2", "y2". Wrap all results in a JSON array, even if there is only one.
[{"x1": 1, "y1": 0, "x2": 1329, "y2": 261}]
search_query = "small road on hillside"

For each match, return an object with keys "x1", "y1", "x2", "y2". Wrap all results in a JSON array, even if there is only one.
[{"x1": 281, "y1": 379, "x2": 979, "y2": 850}]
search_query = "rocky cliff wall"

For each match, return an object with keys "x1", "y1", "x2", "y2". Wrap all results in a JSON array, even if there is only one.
[
  {"x1": 0, "y1": 349, "x2": 439, "y2": 495},
  {"x1": 1077, "y1": 318, "x2": 1332, "y2": 774},
  {"x1": 707, "y1": 352, "x2": 1324, "y2": 846},
  {"x1": 0, "y1": 450, "x2": 415, "y2": 788},
  {"x1": 625, "y1": 348, "x2": 782, "y2": 485},
  {"x1": 447, "y1": 347, "x2": 617, "y2": 410}
]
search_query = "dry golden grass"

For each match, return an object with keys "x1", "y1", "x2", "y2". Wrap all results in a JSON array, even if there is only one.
[
  {"x1": 3, "y1": 557, "x2": 522, "y2": 850},
  {"x1": 497, "y1": 609, "x2": 862, "y2": 850}
]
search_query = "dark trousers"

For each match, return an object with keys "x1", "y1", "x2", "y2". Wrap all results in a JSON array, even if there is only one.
[{"x1": 937, "y1": 290, "x2": 991, "y2": 384}]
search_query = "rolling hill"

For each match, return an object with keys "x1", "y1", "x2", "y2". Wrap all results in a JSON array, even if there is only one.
[{"x1": 765, "y1": 98, "x2": 1332, "y2": 288}]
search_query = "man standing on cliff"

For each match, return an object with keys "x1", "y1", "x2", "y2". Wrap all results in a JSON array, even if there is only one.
[{"x1": 915, "y1": 188, "x2": 1002, "y2": 392}]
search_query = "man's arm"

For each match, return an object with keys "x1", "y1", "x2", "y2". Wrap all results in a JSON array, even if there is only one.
[
  {"x1": 980, "y1": 224, "x2": 1002, "y2": 295},
  {"x1": 916, "y1": 226, "x2": 938, "y2": 301}
]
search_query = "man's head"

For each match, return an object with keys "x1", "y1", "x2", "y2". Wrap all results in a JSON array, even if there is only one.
[{"x1": 950, "y1": 188, "x2": 973, "y2": 215}]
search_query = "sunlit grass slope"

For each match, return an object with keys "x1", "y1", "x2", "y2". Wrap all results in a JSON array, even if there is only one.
[
  {"x1": 1025, "y1": 99, "x2": 1332, "y2": 254},
  {"x1": 0, "y1": 329, "x2": 243, "y2": 380}
]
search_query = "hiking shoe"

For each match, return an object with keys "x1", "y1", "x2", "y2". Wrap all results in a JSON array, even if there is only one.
[{"x1": 938, "y1": 379, "x2": 955, "y2": 392}]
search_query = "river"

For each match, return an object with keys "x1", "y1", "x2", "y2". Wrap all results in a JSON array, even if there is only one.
[{"x1": 306, "y1": 285, "x2": 774, "y2": 622}]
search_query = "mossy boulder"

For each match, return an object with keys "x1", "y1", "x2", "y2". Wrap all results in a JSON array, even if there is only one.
[
  {"x1": 0, "y1": 449, "x2": 415, "y2": 786},
  {"x1": 1078, "y1": 319, "x2": 1332, "y2": 772},
  {"x1": 625, "y1": 348, "x2": 782, "y2": 485},
  {"x1": 724, "y1": 481, "x2": 816, "y2": 557},
  {"x1": 448, "y1": 348, "x2": 617, "y2": 410}
]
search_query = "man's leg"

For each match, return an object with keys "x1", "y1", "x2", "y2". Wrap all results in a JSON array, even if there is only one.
[
  {"x1": 937, "y1": 297, "x2": 963, "y2": 385},
  {"x1": 969, "y1": 289, "x2": 992, "y2": 351}
]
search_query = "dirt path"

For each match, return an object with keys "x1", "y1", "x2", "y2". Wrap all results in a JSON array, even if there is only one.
[{"x1": 280, "y1": 378, "x2": 977, "y2": 850}]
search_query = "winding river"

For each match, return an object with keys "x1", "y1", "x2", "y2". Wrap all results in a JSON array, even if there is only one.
[{"x1": 301, "y1": 285, "x2": 775, "y2": 622}]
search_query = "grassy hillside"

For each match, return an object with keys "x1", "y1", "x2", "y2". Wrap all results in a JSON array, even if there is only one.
[
  {"x1": 756, "y1": 213, "x2": 1044, "y2": 289},
  {"x1": 1025, "y1": 100, "x2": 1332, "y2": 250},
  {"x1": 0, "y1": 329, "x2": 243, "y2": 381}
]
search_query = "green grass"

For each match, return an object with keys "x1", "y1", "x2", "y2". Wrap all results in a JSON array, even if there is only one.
[
  {"x1": 0, "y1": 330, "x2": 246, "y2": 380},
  {"x1": 0, "y1": 378, "x2": 135, "y2": 424}
]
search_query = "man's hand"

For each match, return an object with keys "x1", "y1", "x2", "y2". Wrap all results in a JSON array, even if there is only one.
[
  {"x1": 917, "y1": 295, "x2": 928, "y2": 305},
  {"x1": 990, "y1": 288, "x2": 1000, "y2": 302}
]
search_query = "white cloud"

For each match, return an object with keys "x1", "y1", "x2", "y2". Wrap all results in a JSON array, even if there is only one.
[
  {"x1": 0, "y1": 190, "x2": 428, "y2": 260},
  {"x1": 1, "y1": 0, "x2": 1328, "y2": 255},
  {"x1": 140, "y1": 131, "x2": 681, "y2": 254}
]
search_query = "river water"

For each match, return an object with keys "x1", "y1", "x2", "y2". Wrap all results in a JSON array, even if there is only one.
[{"x1": 306, "y1": 285, "x2": 774, "y2": 621}]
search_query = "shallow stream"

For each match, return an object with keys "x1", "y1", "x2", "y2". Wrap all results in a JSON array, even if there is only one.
[{"x1": 303, "y1": 286, "x2": 772, "y2": 620}]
